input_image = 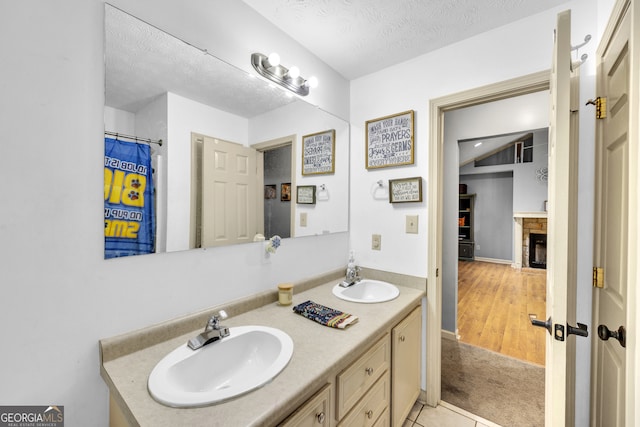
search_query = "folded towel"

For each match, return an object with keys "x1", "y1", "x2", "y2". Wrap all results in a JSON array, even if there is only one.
[{"x1": 293, "y1": 300, "x2": 358, "y2": 329}]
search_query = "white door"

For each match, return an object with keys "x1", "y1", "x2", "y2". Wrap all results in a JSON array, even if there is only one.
[
  {"x1": 591, "y1": 1, "x2": 634, "y2": 425},
  {"x1": 544, "y1": 9, "x2": 583, "y2": 426},
  {"x1": 201, "y1": 135, "x2": 257, "y2": 247}
]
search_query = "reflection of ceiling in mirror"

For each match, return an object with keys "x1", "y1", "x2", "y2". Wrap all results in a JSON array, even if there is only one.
[{"x1": 105, "y1": 5, "x2": 297, "y2": 117}]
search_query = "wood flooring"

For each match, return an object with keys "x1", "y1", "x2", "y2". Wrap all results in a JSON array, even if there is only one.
[{"x1": 457, "y1": 260, "x2": 547, "y2": 366}]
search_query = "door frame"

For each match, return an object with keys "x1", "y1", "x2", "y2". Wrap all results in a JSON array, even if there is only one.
[
  {"x1": 426, "y1": 70, "x2": 550, "y2": 406},
  {"x1": 252, "y1": 134, "x2": 297, "y2": 238}
]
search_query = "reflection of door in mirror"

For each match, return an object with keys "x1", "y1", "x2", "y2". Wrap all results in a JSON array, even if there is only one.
[
  {"x1": 190, "y1": 133, "x2": 258, "y2": 248},
  {"x1": 253, "y1": 135, "x2": 296, "y2": 240},
  {"x1": 262, "y1": 145, "x2": 292, "y2": 239}
]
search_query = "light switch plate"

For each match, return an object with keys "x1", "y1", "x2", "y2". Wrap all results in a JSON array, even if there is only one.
[
  {"x1": 406, "y1": 215, "x2": 419, "y2": 234},
  {"x1": 300, "y1": 212, "x2": 307, "y2": 227},
  {"x1": 372, "y1": 234, "x2": 381, "y2": 250}
]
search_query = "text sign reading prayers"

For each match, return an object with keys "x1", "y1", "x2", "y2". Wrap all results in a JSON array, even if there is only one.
[
  {"x1": 104, "y1": 138, "x2": 155, "y2": 259},
  {"x1": 302, "y1": 129, "x2": 335, "y2": 175},
  {"x1": 366, "y1": 110, "x2": 414, "y2": 169}
]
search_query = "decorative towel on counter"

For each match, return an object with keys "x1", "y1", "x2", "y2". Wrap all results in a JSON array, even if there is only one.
[{"x1": 293, "y1": 300, "x2": 358, "y2": 329}]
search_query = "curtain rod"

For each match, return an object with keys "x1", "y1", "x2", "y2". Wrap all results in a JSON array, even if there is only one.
[{"x1": 105, "y1": 131, "x2": 163, "y2": 146}]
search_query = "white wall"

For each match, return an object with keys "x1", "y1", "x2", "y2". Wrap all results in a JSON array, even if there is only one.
[
  {"x1": 0, "y1": 1, "x2": 349, "y2": 426},
  {"x1": 250, "y1": 102, "x2": 350, "y2": 238},
  {"x1": 349, "y1": 0, "x2": 605, "y2": 423},
  {"x1": 166, "y1": 92, "x2": 249, "y2": 252}
]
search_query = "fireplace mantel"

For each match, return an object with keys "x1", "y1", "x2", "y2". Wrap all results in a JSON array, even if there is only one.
[
  {"x1": 513, "y1": 212, "x2": 548, "y2": 269},
  {"x1": 514, "y1": 211, "x2": 548, "y2": 219}
]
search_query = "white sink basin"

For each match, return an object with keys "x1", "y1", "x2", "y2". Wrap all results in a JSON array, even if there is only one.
[
  {"x1": 148, "y1": 325, "x2": 293, "y2": 407},
  {"x1": 332, "y1": 279, "x2": 400, "y2": 303}
]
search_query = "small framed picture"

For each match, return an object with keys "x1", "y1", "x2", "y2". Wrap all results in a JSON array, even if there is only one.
[
  {"x1": 389, "y1": 176, "x2": 423, "y2": 203},
  {"x1": 264, "y1": 184, "x2": 276, "y2": 199},
  {"x1": 296, "y1": 185, "x2": 316, "y2": 204},
  {"x1": 281, "y1": 183, "x2": 291, "y2": 201}
]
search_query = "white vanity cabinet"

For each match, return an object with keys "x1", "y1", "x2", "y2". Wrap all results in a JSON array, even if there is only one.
[
  {"x1": 101, "y1": 276, "x2": 424, "y2": 427},
  {"x1": 280, "y1": 383, "x2": 332, "y2": 427},
  {"x1": 391, "y1": 307, "x2": 421, "y2": 427},
  {"x1": 336, "y1": 335, "x2": 390, "y2": 426}
]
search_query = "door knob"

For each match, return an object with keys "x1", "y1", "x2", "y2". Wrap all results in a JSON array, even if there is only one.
[{"x1": 597, "y1": 325, "x2": 626, "y2": 348}]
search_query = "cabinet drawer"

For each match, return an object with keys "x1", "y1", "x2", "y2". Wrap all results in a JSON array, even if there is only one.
[
  {"x1": 337, "y1": 335, "x2": 390, "y2": 419},
  {"x1": 280, "y1": 384, "x2": 332, "y2": 427},
  {"x1": 338, "y1": 373, "x2": 390, "y2": 427}
]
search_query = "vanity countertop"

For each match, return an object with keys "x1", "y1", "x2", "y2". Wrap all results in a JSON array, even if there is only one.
[{"x1": 100, "y1": 278, "x2": 424, "y2": 427}]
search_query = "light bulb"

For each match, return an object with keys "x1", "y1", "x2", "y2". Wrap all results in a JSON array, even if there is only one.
[
  {"x1": 266, "y1": 52, "x2": 280, "y2": 67},
  {"x1": 306, "y1": 76, "x2": 319, "y2": 89},
  {"x1": 288, "y1": 66, "x2": 300, "y2": 79}
]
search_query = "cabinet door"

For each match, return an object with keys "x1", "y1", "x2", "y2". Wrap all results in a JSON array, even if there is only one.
[
  {"x1": 280, "y1": 384, "x2": 332, "y2": 427},
  {"x1": 391, "y1": 307, "x2": 421, "y2": 427}
]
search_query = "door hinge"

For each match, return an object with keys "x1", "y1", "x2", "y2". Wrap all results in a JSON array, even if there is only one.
[
  {"x1": 586, "y1": 97, "x2": 607, "y2": 119},
  {"x1": 436, "y1": 268, "x2": 439, "y2": 278},
  {"x1": 593, "y1": 267, "x2": 604, "y2": 288}
]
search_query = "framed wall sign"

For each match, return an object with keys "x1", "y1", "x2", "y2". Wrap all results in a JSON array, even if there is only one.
[
  {"x1": 296, "y1": 185, "x2": 316, "y2": 204},
  {"x1": 366, "y1": 110, "x2": 414, "y2": 169},
  {"x1": 389, "y1": 176, "x2": 423, "y2": 203},
  {"x1": 302, "y1": 129, "x2": 335, "y2": 175},
  {"x1": 264, "y1": 184, "x2": 277, "y2": 199},
  {"x1": 281, "y1": 183, "x2": 291, "y2": 201}
]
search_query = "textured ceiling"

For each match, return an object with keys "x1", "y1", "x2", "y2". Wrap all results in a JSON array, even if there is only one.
[
  {"x1": 106, "y1": 1, "x2": 572, "y2": 117},
  {"x1": 105, "y1": 5, "x2": 297, "y2": 115},
  {"x1": 242, "y1": 0, "x2": 573, "y2": 79}
]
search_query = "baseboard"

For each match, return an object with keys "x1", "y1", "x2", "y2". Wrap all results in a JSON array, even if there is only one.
[
  {"x1": 475, "y1": 256, "x2": 513, "y2": 265},
  {"x1": 441, "y1": 329, "x2": 459, "y2": 341}
]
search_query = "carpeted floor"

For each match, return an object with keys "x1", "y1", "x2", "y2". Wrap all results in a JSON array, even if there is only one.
[{"x1": 441, "y1": 338, "x2": 545, "y2": 427}]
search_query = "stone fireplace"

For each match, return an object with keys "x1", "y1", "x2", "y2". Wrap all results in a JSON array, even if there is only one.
[{"x1": 513, "y1": 212, "x2": 548, "y2": 269}]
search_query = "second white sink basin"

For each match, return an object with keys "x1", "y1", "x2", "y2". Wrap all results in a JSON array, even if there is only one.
[
  {"x1": 148, "y1": 325, "x2": 293, "y2": 407},
  {"x1": 332, "y1": 279, "x2": 400, "y2": 303}
]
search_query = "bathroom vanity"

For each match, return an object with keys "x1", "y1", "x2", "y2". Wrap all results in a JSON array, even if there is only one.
[{"x1": 100, "y1": 271, "x2": 424, "y2": 426}]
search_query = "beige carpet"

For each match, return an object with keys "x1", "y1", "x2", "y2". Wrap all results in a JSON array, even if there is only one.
[{"x1": 441, "y1": 338, "x2": 545, "y2": 427}]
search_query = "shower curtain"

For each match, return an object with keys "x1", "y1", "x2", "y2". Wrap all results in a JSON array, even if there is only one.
[{"x1": 104, "y1": 138, "x2": 155, "y2": 259}]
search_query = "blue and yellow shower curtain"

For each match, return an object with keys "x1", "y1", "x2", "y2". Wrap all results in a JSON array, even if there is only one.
[{"x1": 104, "y1": 138, "x2": 155, "y2": 259}]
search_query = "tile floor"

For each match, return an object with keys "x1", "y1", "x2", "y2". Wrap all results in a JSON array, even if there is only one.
[{"x1": 403, "y1": 400, "x2": 502, "y2": 427}]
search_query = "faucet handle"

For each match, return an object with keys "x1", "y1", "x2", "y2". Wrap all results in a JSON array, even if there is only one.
[{"x1": 206, "y1": 310, "x2": 228, "y2": 330}]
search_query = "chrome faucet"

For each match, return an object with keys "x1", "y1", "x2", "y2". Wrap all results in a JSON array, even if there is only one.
[
  {"x1": 342, "y1": 263, "x2": 362, "y2": 288},
  {"x1": 187, "y1": 310, "x2": 230, "y2": 350}
]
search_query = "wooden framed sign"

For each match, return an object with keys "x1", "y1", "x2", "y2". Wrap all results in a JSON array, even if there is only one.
[
  {"x1": 302, "y1": 129, "x2": 335, "y2": 175},
  {"x1": 296, "y1": 185, "x2": 316, "y2": 204},
  {"x1": 366, "y1": 110, "x2": 414, "y2": 169},
  {"x1": 389, "y1": 176, "x2": 423, "y2": 203}
]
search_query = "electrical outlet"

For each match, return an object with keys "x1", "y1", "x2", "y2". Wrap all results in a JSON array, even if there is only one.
[
  {"x1": 300, "y1": 212, "x2": 307, "y2": 227},
  {"x1": 372, "y1": 234, "x2": 381, "y2": 250},
  {"x1": 406, "y1": 215, "x2": 419, "y2": 234},
  {"x1": 476, "y1": 243, "x2": 480, "y2": 250}
]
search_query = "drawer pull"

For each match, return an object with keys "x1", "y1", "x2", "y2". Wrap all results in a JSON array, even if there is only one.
[
  {"x1": 366, "y1": 409, "x2": 373, "y2": 419},
  {"x1": 400, "y1": 335, "x2": 406, "y2": 342},
  {"x1": 316, "y1": 412, "x2": 325, "y2": 423},
  {"x1": 365, "y1": 367, "x2": 374, "y2": 375}
]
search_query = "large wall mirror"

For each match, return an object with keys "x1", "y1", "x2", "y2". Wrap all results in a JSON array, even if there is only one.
[{"x1": 104, "y1": 4, "x2": 349, "y2": 258}]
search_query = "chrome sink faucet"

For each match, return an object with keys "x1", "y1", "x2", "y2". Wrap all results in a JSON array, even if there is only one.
[
  {"x1": 342, "y1": 252, "x2": 361, "y2": 287},
  {"x1": 188, "y1": 310, "x2": 230, "y2": 350}
]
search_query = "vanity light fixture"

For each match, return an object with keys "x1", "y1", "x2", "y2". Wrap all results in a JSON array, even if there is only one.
[{"x1": 251, "y1": 52, "x2": 318, "y2": 96}]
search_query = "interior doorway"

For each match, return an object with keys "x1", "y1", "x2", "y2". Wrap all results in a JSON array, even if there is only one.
[
  {"x1": 436, "y1": 91, "x2": 550, "y2": 425},
  {"x1": 252, "y1": 135, "x2": 296, "y2": 240},
  {"x1": 426, "y1": 70, "x2": 551, "y2": 408}
]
